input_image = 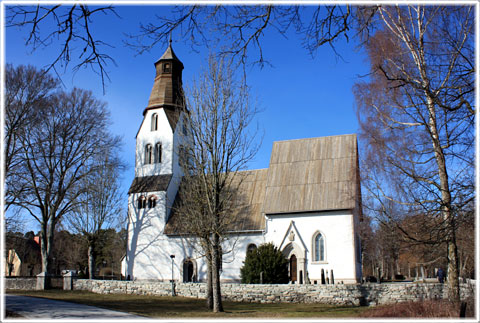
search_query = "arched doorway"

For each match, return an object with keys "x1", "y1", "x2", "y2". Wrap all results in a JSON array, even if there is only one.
[
  {"x1": 282, "y1": 241, "x2": 306, "y2": 284},
  {"x1": 182, "y1": 259, "x2": 196, "y2": 282},
  {"x1": 290, "y1": 255, "x2": 297, "y2": 283}
]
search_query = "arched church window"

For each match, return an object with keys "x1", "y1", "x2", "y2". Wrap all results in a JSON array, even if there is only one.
[
  {"x1": 151, "y1": 113, "x2": 158, "y2": 131},
  {"x1": 247, "y1": 244, "x2": 257, "y2": 254},
  {"x1": 154, "y1": 143, "x2": 162, "y2": 163},
  {"x1": 313, "y1": 232, "x2": 325, "y2": 262},
  {"x1": 148, "y1": 196, "x2": 156, "y2": 208},
  {"x1": 145, "y1": 144, "x2": 153, "y2": 164},
  {"x1": 138, "y1": 196, "x2": 146, "y2": 209}
]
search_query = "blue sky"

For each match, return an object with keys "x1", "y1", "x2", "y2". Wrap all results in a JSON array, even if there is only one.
[{"x1": 5, "y1": 5, "x2": 370, "y2": 232}]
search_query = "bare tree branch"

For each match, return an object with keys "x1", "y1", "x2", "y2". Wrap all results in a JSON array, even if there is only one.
[{"x1": 6, "y1": 5, "x2": 119, "y2": 92}]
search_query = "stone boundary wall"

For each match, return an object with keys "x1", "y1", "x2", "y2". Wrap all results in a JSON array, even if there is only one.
[
  {"x1": 73, "y1": 279, "x2": 476, "y2": 306},
  {"x1": 5, "y1": 277, "x2": 36, "y2": 290},
  {"x1": 6, "y1": 276, "x2": 65, "y2": 290}
]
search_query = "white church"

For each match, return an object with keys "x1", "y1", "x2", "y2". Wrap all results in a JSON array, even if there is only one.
[{"x1": 123, "y1": 44, "x2": 363, "y2": 284}]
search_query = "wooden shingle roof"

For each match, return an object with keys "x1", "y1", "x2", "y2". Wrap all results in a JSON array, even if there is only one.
[
  {"x1": 128, "y1": 174, "x2": 172, "y2": 194},
  {"x1": 143, "y1": 43, "x2": 185, "y2": 130},
  {"x1": 163, "y1": 169, "x2": 268, "y2": 235},
  {"x1": 225, "y1": 169, "x2": 268, "y2": 231},
  {"x1": 162, "y1": 134, "x2": 360, "y2": 235},
  {"x1": 263, "y1": 134, "x2": 358, "y2": 214}
]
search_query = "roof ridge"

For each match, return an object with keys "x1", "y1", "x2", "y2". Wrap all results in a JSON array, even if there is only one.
[{"x1": 272, "y1": 133, "x2": 356, "y2": 144}]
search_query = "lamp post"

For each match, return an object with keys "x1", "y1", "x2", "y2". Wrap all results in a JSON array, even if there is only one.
[
  {"x1": 170, "y1": 255, "x2": 176, "y2": 296},
  {"x1": 103, "y1": 260, "x2": 107, "y2": 280}
]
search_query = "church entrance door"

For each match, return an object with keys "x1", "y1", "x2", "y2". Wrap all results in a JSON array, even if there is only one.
[
  {"x1": 183, "y1": 260, "x2": 194, "y2": 282},
  {"x1": 290, "y1": 255, "x2": 297, "y2": 282}
]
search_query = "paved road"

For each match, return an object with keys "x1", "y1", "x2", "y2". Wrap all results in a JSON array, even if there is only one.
[{"x1": 5, "y1": 294, "x2": 149, "y2": 320}]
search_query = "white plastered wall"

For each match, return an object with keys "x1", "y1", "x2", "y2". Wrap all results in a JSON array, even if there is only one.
[
  {"x1": 124, "y1": 195, "x2": 265, "y2": 282},
  {"x1": 219, "y1": 233, "x2": 265, "y2": 282},
  {"x1": 265, "y1": 210, "x2": 358, "y2": 284},
  {"x1": 135, "y1": 109, "x2": 174, "y2": 177}
]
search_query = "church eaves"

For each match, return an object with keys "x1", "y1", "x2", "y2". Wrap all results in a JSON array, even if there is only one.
[{"x1": 128, "y1": 174, "x2": 172, "y2": 194}]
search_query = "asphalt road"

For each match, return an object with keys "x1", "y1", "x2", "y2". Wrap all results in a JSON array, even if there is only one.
[{"x1": 5, "y1": 294, "x2": 149, "y2": 320}]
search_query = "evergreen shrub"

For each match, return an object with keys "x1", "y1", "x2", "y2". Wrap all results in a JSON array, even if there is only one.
[{"x1": 240, "y1": 243, "x2": 289, "y2": 284}]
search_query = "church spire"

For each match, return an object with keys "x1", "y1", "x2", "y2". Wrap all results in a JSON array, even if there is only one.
[{"x1": 144, "y1": 42, "x2": 184, "y2": 115}]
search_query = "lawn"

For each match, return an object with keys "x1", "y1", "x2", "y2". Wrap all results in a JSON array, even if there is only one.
[{"x1": 7, "y1": 290, "x2": 369, "y2": 318}]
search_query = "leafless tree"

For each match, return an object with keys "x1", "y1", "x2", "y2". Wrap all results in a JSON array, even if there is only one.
[
  {"x1": 6, "y1": 5, "x2": 119, "y2": 91},
  {"x1": 174, "y1": 56, "x2": 260, "y2": 312},
  {"x1": 7, "y1": 5, "x2": 375, "y2": 80},
  {"x1": 4, "y1": 64, "x2": 58, "y2": 214},
  {"x1": 354, "y1": 6, "x2": 474, "y2": 301},
  {"x1": 127, "y1": 5, "x2": 377, "y2": 68},
  {"x1": 13, "y1": 75, "x2": 121, "y2": 278},
  {"x1": 64, "y1": 154, "x2": 125, "y2": 279}
]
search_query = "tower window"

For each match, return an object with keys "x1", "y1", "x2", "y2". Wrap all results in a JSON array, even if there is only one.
[
  {"x1": 151, "y1": 113, "x2": 158, "y2": 131},
  {"x1": 154, "y1": 143, "x2": 162, "y2": 163},
  {"x1": 137, "y1": 196, "x2": 146, "y2": 209},
  {"x1": 148, "y1": 197, "x2": 156, "y2": 208},
  {"x1": 145, "y1": 144, "x2": 153, "y2": 164},
  {"x1": 163, "y1": 63, "x2": 171, "y2": 73}
]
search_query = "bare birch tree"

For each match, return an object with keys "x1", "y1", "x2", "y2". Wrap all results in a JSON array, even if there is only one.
[
  {"x1": 174, "y1": 56, "x2": 260, "y2": 312},
  {"x1": 354, "y1": 6, "x2": 474, "y2": 301},
  {"x1": 13, "y1": 81, "x2": 121, "y2": 279}
]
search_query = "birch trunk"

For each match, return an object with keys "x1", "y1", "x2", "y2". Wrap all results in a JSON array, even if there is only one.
[{"x1": 426, "y1": 95, "x2": 460, "y2": 301}]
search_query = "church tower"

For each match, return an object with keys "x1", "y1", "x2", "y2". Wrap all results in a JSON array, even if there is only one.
[
  {"x1": 125, "y1": 43, "x2": 187, "y2": 280},
  {"x1": 133, "y1": 40, "x2": 186, "y2": 179}
]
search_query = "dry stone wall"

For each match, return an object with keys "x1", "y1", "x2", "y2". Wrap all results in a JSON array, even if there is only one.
[
  {"x1": 73, "y1": 279, "x2": 475, "y2": 306},
  {"x1": 5, "y1": 277, "x2": 36, "y2": 290}
]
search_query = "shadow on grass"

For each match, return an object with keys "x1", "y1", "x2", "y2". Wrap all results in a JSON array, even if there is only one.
[{"x1": 7, "y1": 290, "x2": 368, "y2": 318}]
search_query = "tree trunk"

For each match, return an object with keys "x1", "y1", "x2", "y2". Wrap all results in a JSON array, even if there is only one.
[
  {"x1": 425, "y1": 95, "x2": 460, "y2": 301},
  {"x1": 88, "y1": 241, "x2": 95, "y2": 279},
  {"x1": 447, "y1": 229, "x2": 460, "y2": 301},
  {"x1": 40, "y1": 221, "x2": 55, "y2": 274},
  {"x1": 206, "y1": 252, "x2": 213, "y2": 310},
  {"x1": 212, "y1": 234, "x2": 223, "y2": 313},
  {"x1": 40, "y1": 230, "x2": 48, "y2": 273}
]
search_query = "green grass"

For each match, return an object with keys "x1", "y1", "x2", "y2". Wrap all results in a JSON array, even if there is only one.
[{"x1": 7, "y1": 289, "x2": 369, "y2": 318}]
